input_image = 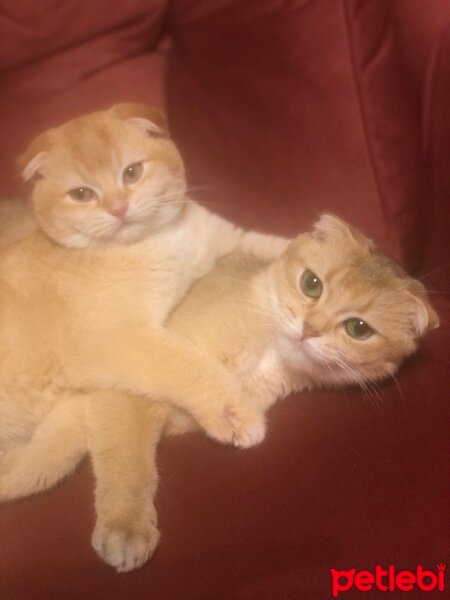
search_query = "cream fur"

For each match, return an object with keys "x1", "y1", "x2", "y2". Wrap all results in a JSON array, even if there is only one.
[
  {"x1": 0, "y1": 216, "x2": 438, "y2": 571},
  {"x1": 0, "y1": 198, "x2": 37, "y2": 245},
  {"x1": 0, "y1": 201, "x2": 287, "y2": 449},
  {"x1": 0, "y1": 106, "x2": 289, "y2": 570}
]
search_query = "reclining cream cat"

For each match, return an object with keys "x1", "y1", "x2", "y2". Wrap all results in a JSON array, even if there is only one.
[
  {"x1": 0, "y1": 103, "x2": 288, "y2": 455},
  {"x1": 0, "y1": 216, "x2": 438, "y2": 572}
]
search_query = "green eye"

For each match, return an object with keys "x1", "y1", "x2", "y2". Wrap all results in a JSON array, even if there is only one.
[
  {"x1": 300, "y1": 269, "x2": 323, "y2": 299},
  {"x1": 344, "y1": 318, "x2": 374, "y2": 340}
]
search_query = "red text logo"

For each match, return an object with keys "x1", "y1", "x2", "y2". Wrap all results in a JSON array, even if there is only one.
[{"x1": 330, "y1": 564, "x2": 446, "y2": 597}]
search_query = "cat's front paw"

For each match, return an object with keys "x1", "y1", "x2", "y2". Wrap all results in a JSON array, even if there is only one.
[
  {"x1": 92, "y1": 515, "x2": 160, "y2": 573},
  {"x1": 200, "y1": 404, "x2": 266, "y2": 449}
]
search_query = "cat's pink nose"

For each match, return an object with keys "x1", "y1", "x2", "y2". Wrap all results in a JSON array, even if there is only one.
[
  {"x1": 107, "y1": 203, "x2": 128, "y2": 220},
  {"x1": 300, "y1": 321, "x2": 320, "y2": 341}
]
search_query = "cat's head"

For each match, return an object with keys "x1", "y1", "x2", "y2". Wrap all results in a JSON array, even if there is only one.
[
  {"x1": 19, "y1": 104, "x2": 187, "y2": 247},
  {"x1": 270, "y1": 215, "x2": 439, "y2": 387}
]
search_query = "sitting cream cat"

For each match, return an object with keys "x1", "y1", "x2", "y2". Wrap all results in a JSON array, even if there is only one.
[
  {"x1": 0, "y1": 104, "x2": 288, "y2": 457},
  {"x1": 0, "y1": 216, "x2": 438, "y2": 572}
]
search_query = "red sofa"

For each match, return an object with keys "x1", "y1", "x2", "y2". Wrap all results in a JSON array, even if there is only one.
[{"x1": 0, "y1": 2, "x2": 448, "y2": 599}]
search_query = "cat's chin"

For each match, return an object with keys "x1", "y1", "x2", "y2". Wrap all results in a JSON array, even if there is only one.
[
  {"x1": 277, "y1": 336, "x2": 346, "y2": 384},
  {"x1": 113, "y1": 200, "x2": 187, "y2": 244},
  {"x1": 278, "y1": 335, "x2": 322, "y2": 371},
  {"x1": 96, "y1": 207, "x2": 185, "y2": 246},
  {"x1": 113, "y1": 213, "x2": 182, "y2": 244},
  {"x1": 112, "y1": 221, "x2": 151, "y2": 245}
]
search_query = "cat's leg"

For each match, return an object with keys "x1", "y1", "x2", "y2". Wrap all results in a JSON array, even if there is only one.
[
  {"x1": 71, "y1": 328, "x2": 266, "y2": 449},
  {"x1": 195, "y1": 204, "x2": 289, "y2": 261},
  {"x1": 239, "y1": 230, "x2": 289, "y2": 261},
  {"x1": 88, "y1": 393, "x2": 167, "y2": 572},
  {"x1": 0, "y1": 396, "x2": 87, "y2": 501}
]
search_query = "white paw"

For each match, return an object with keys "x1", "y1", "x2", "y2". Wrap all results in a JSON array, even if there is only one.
[
  {"x1": 201, "y1": 404, "x2": 266, "y2": 449},
  {"x1": 230, "y1": 410, "x2": 266, "y2": 448},
  {"x1": 92, "y1": 519, "x2": 160, "y2": 573}
]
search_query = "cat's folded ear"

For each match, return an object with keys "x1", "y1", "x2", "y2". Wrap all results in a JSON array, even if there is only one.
[
  {"x1": 407, "y1": 281, "x2": 440, "y2": 337},
  {"x1": 313, "y1": 214, "x2": 373, "y2": 247},
  {"x1": 109, "y1": 103, "x2": 169, "y2": 138},
  {"x1": 17, "y1": 129, "x2": 56, "y2": 182}
]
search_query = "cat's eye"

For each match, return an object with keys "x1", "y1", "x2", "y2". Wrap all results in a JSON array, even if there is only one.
[
  {"x1": 300, "y1": 269, "x2": 323, "y2": 299},
  {"x1": 344, "y1": 318, "x2": 374, "y2": 340},
  {"x1": 123, "y1": 162, "x2": 144, "y2": 185},
  {"x1": 68, "y1": 187, "x2": 95, "y2": 202}
]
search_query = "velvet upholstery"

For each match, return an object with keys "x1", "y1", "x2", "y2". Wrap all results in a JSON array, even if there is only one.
[{"x1": 0, "y1": 1, "x2": 448, "y2": 598}]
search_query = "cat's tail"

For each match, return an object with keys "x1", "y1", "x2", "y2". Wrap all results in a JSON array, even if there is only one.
[
  {"x1": 0, "y1": 197, "x2": 37, "y2": 245},
  {"x1": 0, "y1": 397, "x2": 87, "y2": 502}
]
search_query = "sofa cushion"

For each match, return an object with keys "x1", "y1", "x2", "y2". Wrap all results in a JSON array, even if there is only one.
[
  {"x1": 0, "y1": 0, "x2": 168, "y2": 197},
  {"x1": 168, "y1": 0, "x2": 427, "y2": 269}
]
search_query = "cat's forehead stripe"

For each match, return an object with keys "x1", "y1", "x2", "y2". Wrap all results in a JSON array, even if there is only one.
[{"x1": 59, "y1": 117, "x2": 130, "y2": 166}]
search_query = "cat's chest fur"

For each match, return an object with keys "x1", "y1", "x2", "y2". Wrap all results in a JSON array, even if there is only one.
[
  {"x1": 232, "y1": 342, "x2": 293, "y2": 409},
  {"x1": 0, "y1": 201, "x2": 244, "y2": 446},
  {"x1": 70, "y1": 202, "x2": 244, "y2": 326},
  {"x1": 162, "y1": 341, "x2": 292, "y2": 437}
]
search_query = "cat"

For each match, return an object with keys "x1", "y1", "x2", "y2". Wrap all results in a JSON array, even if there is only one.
[
  {"x1": 0, "y1": 215, "x2": 439, "y2": 571},
  {"x1": 0, "y1": 103, "x2": 289, "y2": 455}
]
